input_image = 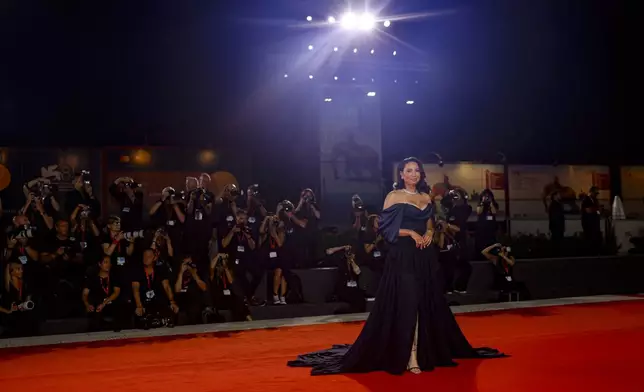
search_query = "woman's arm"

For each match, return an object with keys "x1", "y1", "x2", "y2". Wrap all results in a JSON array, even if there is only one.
[{"x1": 481, "y1": 243, "x2": 502, "y2": 263}]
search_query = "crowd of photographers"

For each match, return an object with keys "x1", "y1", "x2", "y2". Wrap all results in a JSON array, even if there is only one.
[
  {"x1": 0, "y1": 171, "x2": 322, "y2": 337},
  {"x1": 0, "y1": 170, "x2": 522, "y2": 337}
]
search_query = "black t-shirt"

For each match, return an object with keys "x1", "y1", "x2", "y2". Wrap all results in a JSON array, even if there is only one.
[
  {"x1": 295, "y1": 205, "x2": 319, "y2": 232},
  {"x1": 548, "y1": 200, "x2": 565, "y2": 227},
  {"x1": 359, "y1": 229, "x2": 386, "y2": 263},
  {"x1": 176, "y1": 268, "x2": 204, "y2": 297},
  {"x1": 109, "y1": 184, "x2": 144, "y2": 230},
  {"x1": 73, "y1": 226, "x2": 101, "y2": 265},
  {"x1": 581, "y1": 196, "x2": 600, "y2": 226},
  {"x1": 150, "y1": 202, "x2": 184, "y2": 231},
  {"x1": 477, "y1": 201, "x2": 498, "y2": 223},
  {"x1": 5, "y1": 242, "x2": 38, "y2": 272},
  {"x1": 42, "y1": 234, "x2": 81, "y2": 262},
  {"x1": 133, "y1": 265, "x2": 170, "y2": 303},
  {"x1": 100, "y1": 233, "x2": 131, "y2": 268},
  {"x1": 84, "y1": 272, "x2": 121, "y2": 305},
  {"x1": 223, "y1": 231, "x2": 253, "y2": 264}
]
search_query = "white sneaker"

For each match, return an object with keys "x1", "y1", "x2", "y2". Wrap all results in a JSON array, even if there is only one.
[
  {"x1": 273, "y1": 295, "x2": 280, "y2": 305},
  {"x1": 279, "y1": 296, "x2": 287, "y2": 305}
]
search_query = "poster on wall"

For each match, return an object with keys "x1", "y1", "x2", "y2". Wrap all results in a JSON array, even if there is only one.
[
  {"x1": 508, "y1": 165, "x2": 610, "y2": 218},
  {"x1": 620, "y1": 166, "x2": 644, "y2": 217},
  {"x1": 392, "y1": 162, "x2": 506, "y2": 218}
]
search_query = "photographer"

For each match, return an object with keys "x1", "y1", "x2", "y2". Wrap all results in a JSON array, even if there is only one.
[
  {"x1": 548, "y1": 190, "x2": 566, "y2": 254},
  {"x1": 475, "y1": 189, "x2": 499, "y2": 256},
  {"x1": 209, "y1": 253, "x2": 252, "y2": 321},
  {"x1": 149, "y1": 228, "x2": 175, "y2": 273},
  {"x1": 19, "y1": 191, "x2": 54, "y2": 232},
  {"x1": 70, "y1": 203, "x2": 102, "y2": 268},
  {"x1": 109, "y1": 177, "x2": 144, "y2": 231},
  {"x1": 65, "y1": 171, "x2": 101, "y2": 220},
  {"x1": 0, "y1": 261, "x2": 40, "y2": 337},
  {"x1": 101, "y1": 216, "x2": 137, "y2": 283},
  {"x1": 581, "y1": 186, "x2": 602, "y2": 254},
  {"x1": 82, "y1": 256, "x2": 126, "y2": 332},
  {"x1": 481, "y1": 243, "x2": 528, "y2": 301},
  {"x1": 40, "y1": 219, "x2": 85, "y2": 316},
  {"x1": 183, "y1": 176, "x2": 217, "y2": 269},
  {"x1": 174, "y1": 255, "x2": 210, "y2": 325},
  {"x1": 4, "y1": 216, "x2": 41, "y2": 293},
  {"x1": 260, "y1": 211, "x2": 287, "y2": 305},
  {"x1": 149, "y1": 186, "x2": 186, "y2": 245},
  {"x1": 351, "y1": 194, "x2": 369, "y2": 232},
  {"x1": 292, "y1": 188, "x2": 321, "y2": 268},
  {"x1": 360, "y1": 214, "x2": 386, "y2": 296},
  {"x1": 132, "y1": 249, "x2": 179, "y2": 329},
  {"x1": 221, "y1": 209, "x2": 260, "y2": 305},
  {"x1": 326, "y1": 245, "x2": 366, "y2": 314},
  {"x1": 23, "y1": 177, "x2": 61, "y2": 218},
  {"x1": 439, "y1": 190, "x2": 473, "y2": 294}
]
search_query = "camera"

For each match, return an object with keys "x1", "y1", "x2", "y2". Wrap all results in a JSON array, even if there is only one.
[
  {"x1": 123, "y1": 230, "x2": 145, "y2": 240},
  {"x1": 278, "y1": 200, "x2": 295, "y2": 213},
  {"x1": 11, "y1": 225, "x2": 37, "y2": 239},
  {"x1": 17, "y1": 300, "x2": 35, "y2": 311},
  {"x1": 247, "y1": 184, "x2": 260, "y2": 198},
  {"x1": 80, "y1": 170, "x2": 91, "y2": 185},
  {"x1": 141, "y1": 312, "x2": 174, "y2": 330},
  {"x1": 155, "y1": 227, "x2": 167, "y2": 237},
  {"x1": 302, "y1": 193, "x2": 315, "y2": 204},
  {"x1": 79, "y1": 205, "x2": 91, "y2": 219},
  {"x1": 435, "y1": 220, "x2": 447, "y2": 233},
  {"x1": 351, "y1": 194, "x2": 365, "y2": 212},
  {"x1": 194, "y1": 188, "x2": 213, "y2": 203}
]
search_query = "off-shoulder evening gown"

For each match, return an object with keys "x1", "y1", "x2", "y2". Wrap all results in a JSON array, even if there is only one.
[{"x1": 287, "y1": 203, "x2": 505, "y2": 375}]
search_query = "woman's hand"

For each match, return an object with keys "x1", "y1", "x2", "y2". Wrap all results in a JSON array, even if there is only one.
[
  {"x1": 410, "y1": 231, "x2": 424, "y2": 248},
  {"x1": 421, "y1": 232, "x2": 433, "y2": 248}
]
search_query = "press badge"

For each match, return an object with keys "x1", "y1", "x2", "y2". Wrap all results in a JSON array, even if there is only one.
[
  {"x1": 505, "y1": 276, "x2": 513, "y2": 282},
  {"x1": 235, "y1": 259, "x2": 240, "y2": 265},
  {"x1": 486, "y1": 216, "x2": 493, "y2": 221},
  {"x1": 18, "y1": 256, "x2": 28, "y2": 265},
  {"x1": 223, "y1": 289, "x2": 231, "y2": 296},
  {"x1": 117, "y1": 257, "x2": 126, "y2": 266},
  {"x1": 347, "y1": 280, "x2": 358, "y2": 288},
  {"x1": 195, "y1": 211, "x2": 203, "y2": 221},
  {"x1": 146, "y1": 290, "x2": 155, "y2": 299},
  {"x1": 80, "y1": 242, "x2": 88, "y2": 249},
  {"x1": 269, "y1": 252, "x2": 277, "y2": 259},
  {"x1": 373, "y1": 251, "x2": 381, "y2": 258},
  {"x1": 237, "y1": 246, "x2": 245, "y2": 253},
  {"x1": 122, "y1": 207, "x2": 130, "y2": 213},
  {"x1": 248, "y1": 217, "x2": 256, "y2": 224},
  {"x1": 226, "y1": 215, "x2": 234, "y2": 222},
  {"x1": 167, "y1": 220, "x2": 175, "y2": 226}
]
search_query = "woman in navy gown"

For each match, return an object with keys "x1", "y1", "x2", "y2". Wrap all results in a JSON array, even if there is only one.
[{"x1": 287, "y1": 157, "x2": 505, "y2": 375}]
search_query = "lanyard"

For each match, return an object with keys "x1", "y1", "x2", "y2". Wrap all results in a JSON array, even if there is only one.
[
  {"x1": 16, "y1": 280, "x2": 23, "y2": 301},
  {"x1": 19, "y1": 246, "x2": 25, "y2": 256},
  {"x1": 220, "y1": 271, "x2": 227, "y2": 289},
  {"x1": 145, "y1": 268, "x2": 154, "y2": 290},
  {"x1": 269, "y1": 236, "x2": 277, "y2": 249},
  {"x1": 101, "y1": 276, "x2": 110, "y2": 295}
]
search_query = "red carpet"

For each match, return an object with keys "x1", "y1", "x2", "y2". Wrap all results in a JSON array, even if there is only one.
[{"x1": 2, "y1": 300, "x2": 644, "y2": 392}]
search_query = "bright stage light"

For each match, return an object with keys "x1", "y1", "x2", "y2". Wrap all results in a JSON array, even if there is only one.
[
  {"x1": 393, "y1": 50, "x2": 397, "y2": 56},
  {"x1": 384, "y1": 20, "x2": 391, "y2": 27},
  {"x1": 324, "y1": 98, "x2": 332, "y2": 102},
  {"x1": 352, "y1": 77, "x2": 356, "y2": 81},
  {"x1": 308, "y1": 44, "x2": 314, "y2": 50},
  {"x1": 328, "y1": 16, "x2": 336, "y2": 24},
  {"x1": 309, "y1": 74, "x2": 313, "y2": 79},
  {"x1": 370, "y1": 49, "x2": 375, "y2": 55},
  {"x1": 284, "y1": 74, "x2": 288, "y2": 78},
  {"x1": 406, "y1": 100, "x2": 415, "y2": 105},
  {"x1": 333, "y1": 46, "x2": 338, "y2": 52},
  {"x1": 353, "y1": 48, "x2": 358, "y2": 53},
  {"x1": 358, "y1": 13, "x2": 375, "y2": 31},
  {"x1": 341, "y1": 12, "x2": 357, "y2": 29},
  {"x1": 367, "y1": 91, "x2": 376, "y2": 97},
  {"x1": 334, "y1": 76, "x2": 338, "y2": 80},
  {"x1": 306, "y1": 16, "x2": 313, "y2": 22}
]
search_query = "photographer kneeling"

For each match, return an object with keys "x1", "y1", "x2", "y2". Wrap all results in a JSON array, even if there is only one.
[
  {"x1": 326, "y1": 245, "x2": 366, "y2": 314},
  {"x1": 482, "y1": 243, "x2": 529, "y2": 301},
  {"x1": 174, "y1": 255, "x2": 210, "y2": 325},
  {"x1": 82, "y1": 256, "x2": 127, "y2": 332},
  {"x1": 0, "y1": 261, "x2": 40, "y2": 337},
  {"x1": 209, "y1": 253, "x2": 252, "y2": 321},
  {"x1": 132, "y1": 249, "x2": 179, "y2": 329}
]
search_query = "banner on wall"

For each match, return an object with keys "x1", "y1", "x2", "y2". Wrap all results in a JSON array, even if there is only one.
[{"x1": 508, "y1": 165, "x2": 610, "y2": 217}]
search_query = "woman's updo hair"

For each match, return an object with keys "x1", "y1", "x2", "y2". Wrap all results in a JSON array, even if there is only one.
[{"x1": 393, "y1": 157, "x2": 430, "y2": 194}]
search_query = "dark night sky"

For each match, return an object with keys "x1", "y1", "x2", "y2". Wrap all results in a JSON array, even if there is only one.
[{"x1": 1, "y1": 0, "x2": 641, "y2": 164}]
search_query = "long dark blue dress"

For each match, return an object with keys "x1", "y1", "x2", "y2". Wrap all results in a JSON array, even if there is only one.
[{"x1": 287, "y1": 203, "x2": 505, "y2": 375}]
